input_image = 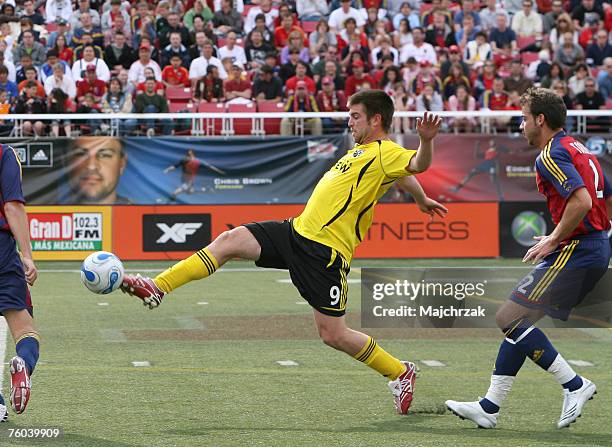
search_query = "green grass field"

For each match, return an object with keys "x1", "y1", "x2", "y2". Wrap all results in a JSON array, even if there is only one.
[{"x1": 2, "y1": 259, "x2": 612, "y2": 447}]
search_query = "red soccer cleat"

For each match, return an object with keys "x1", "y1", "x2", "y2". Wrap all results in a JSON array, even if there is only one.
[
  {"x1": 9, "y1": 356, "x2": 31, "y2": 414},
  {"x1": 388, "y1": 361, "x2": 418, "y2": 414},
  {"x1": 120, "y1": 274, "x2": 165, "y2": 309}
]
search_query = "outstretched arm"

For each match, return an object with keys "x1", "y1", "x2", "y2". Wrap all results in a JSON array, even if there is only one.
[
  {"x1": 397, "y1": 176, "x2": 448, "y2": 219},
  {"x1": 407, "y1": 111, "x2": 442, "y2": 173}
]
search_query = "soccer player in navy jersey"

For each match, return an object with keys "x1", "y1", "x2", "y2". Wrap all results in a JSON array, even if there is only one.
[
  {"x1": 0, "y1": 145, "x2": 40, "y2": 420},
  {"x1": 447, "y1": 87, "x2": 611, "y2": 429}
]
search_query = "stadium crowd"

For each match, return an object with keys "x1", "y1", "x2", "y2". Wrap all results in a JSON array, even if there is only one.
[{"x1": 0, "y1": 0, "x2": 609, "y2": 136}]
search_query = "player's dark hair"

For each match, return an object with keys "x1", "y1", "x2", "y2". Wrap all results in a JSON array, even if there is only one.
[
  {"x1": 348, "y1": 89, "x2": 394, "y2": 132},
  {"x1": 520, "y1": 87, "x2": 566, "y2": 130}
]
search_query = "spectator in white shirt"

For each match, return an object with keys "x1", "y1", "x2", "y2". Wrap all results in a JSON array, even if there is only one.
[
  {"x1": 127, "y1": 42, "x2": 162, "y2": 87},
  {"x1": 400, "y1": 27, "x2": 437, "y2": 65},
  {"x1": 244, "y1": 0, "x2": 278, "y2": 35},
  {"x1": 44, "y1": 62, "x2": 77, "y2": 99},
  {"x1": 189, "y1": 41, "x2": 228, "y2": 87},
  {"x1": 511, "y1": 0, "x2": 543, "y2": 40},
  {"x1": 371, "y1": 36, "x2": 399, "y2": 67},
  {"x1": 72, "y1": 45, "x2": 111, "y2": 82},
  {"x1": 328, "y1": 0, "x2": 365, "y2": 33},
  {"x1": 296, "y1": 0, "x2": 328, "y2": 20},
  {"x1": 217, "y1": 31, "x2": 247, "y2": 65},
  {"x1": 45, "y1": 0, "x2": 73, "y2": 25},
  {"x1": 464, "y1": 31, "x2": 492, "y2": 68}
]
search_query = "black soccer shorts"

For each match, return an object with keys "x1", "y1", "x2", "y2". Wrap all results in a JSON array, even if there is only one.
[{"x1": 244, "y1": 220, "x2": 350, "y2": 316}]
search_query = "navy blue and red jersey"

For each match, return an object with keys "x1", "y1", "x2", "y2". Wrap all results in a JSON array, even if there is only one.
[
  {"x1": 0, "y1": 144, "x2": 32, "y2": 313},
  {"x1": 0, "y1": 144, "x2": 27, "y2": 274},
  {"x1": 0, "y1": 144, "x2": 25, "y2": 234},
  {"x1": 535, "y1": 131, "x2": 611, "y2": 242}
]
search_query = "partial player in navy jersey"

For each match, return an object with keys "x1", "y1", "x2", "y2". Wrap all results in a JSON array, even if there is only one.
[
  {"x1": 447, "y1": 88, "x2": 611, "y2": 429},
  {"x1": 0, "y1": 144, "x2": 41, "y2": 420}
]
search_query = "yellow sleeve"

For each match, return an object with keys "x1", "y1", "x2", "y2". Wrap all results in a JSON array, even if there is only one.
[{"x1": 381, "y1": 145, "x2": 417, "y2": 178}]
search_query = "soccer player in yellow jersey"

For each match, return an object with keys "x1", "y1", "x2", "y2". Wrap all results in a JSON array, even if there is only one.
[{"x1": 121, "y1": 90, "x2": 447, "y2": 414}]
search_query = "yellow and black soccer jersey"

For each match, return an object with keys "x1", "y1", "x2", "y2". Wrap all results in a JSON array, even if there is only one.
[{"x1": 293, "y1": 139, "x2": 416, "y2": 262}]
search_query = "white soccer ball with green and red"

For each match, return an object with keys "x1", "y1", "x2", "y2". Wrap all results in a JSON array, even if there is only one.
[{"x1": 81, "y1": 251, "x2": 125, "y2": 294}]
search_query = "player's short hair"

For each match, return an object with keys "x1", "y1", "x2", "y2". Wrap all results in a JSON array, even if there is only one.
[
  {"x1": 348, "y1": 89, "x2": 394, "y2": 132},
  {"x1": 519, "y1": 87, "x2": 566, "y2": 130}
]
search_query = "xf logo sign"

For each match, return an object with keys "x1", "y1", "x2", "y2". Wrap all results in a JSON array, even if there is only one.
[{"x1": 156, "y1": 223, "x2": 203, "y2": 243}]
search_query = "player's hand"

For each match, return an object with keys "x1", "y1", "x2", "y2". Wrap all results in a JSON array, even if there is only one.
[
  {"x1": 416, "y1": 111, "x2": 442, "y2": 141},
  {"x1": 522, "y1": 235, "x2": 558, "y2": 264},
  {"x1": 418, "y1": 198, "x2": 448, "y2": 220},
  {"x1": 22, "y1": 257, "x2": 37, "y2": 286}
]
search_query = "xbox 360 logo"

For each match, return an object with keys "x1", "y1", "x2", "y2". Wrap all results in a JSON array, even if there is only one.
[{"x1": 511, "y1": 211, "x2": 547, "y2": 247}]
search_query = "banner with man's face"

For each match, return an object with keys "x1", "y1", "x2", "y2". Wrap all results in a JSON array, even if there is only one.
[{"x1": 17, "y1": 134, "x2": 612, "y2": 205}]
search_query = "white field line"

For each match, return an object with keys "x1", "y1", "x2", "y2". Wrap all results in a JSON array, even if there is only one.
[
  {"x1": 37, "y1": 265, "x2": 545, "y2": 274},
  {"x1": 276, "y1": 360, "x2": 299, "y2": 366},
  {"x1": 421, "y1": 360, "x2": 446, "y2": 367}
]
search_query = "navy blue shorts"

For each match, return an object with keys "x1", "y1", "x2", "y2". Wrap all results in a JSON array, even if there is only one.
[
  {"x1": 510, "y1": 233, "x2": 611, "y2": 320},
  {"x1": 0, "y1": 237, "x2": 32, "y2": 316}
]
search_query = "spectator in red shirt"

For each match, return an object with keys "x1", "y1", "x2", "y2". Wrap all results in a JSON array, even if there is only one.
[
  {"x1": 345, "y1": 60, "x2": 375, "y2": 96},
  {"x1": 482, "y1": 76, "x2": 511, "y2": 130},
  {"x1": 76, "y1": 64, "x2": 107, "y2": 107},
  {"x1": 17, "y1": 67, "x2": 44, "y2": 98},
  {"x1": 136, "y1": 67, "x2": 165, "y2": 96},
  {"x1": 224, "y1": 62, "x2": 252, "y2": 104},
  {"x1": 53, "y1": 35, "x2": 74, "y2": 65},
  {"x1": 285, "y1": 61, "x2": 317, "y2": 95},
  {"x1": 473, "y1": 60, "x2": 497, "y2": 101},
  {"x1": 577, "y1": 16, "x2": 601, "y2": 50},
  {"x1": 316, "y1": 76, "x2": 348, "y2": 133},
  {"x1": 162, "y1": 54, "x2": 190, "y2": 88},
  {"x1": 274, "y1": 14, "x2": 305, "y2": 50}
]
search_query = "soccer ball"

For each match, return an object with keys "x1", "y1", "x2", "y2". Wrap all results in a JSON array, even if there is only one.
[{"x1": 81, "y1": 251, "x2": 125, "y2": 294}]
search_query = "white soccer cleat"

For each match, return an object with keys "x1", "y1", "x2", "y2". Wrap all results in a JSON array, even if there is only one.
[
  {"x1": 0, "y1": 403, "x2": 7, "y2": 422},
  {"x1": 557, "y1": 377, "x2": 597, "y2": 429},
  {"x1": 445, "y1": 399, "x2": 498, "y2": 429}
]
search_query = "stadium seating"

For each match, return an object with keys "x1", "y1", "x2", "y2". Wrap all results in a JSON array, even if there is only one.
[
  {"x1": 257, "y1": 101, "x2": 285, "y2": 135},
  {"x1": 516, "y1": 36, "x2": 536, "y2": 50},
  {"x1": 227, "y1": 102, "x2": 257, "y2": 135},
  {"x1": 521, "y1": 52, "x2": 539, "y2": 65},
  {"x1": 195, "y1": 102, "x2": 226, "y2": 136}
]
